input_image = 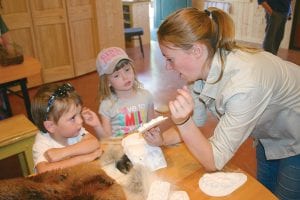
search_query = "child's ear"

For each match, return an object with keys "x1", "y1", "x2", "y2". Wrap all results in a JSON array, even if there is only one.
[{"x1": 43, "y1": 120, "x2": 56, "y2": 133}]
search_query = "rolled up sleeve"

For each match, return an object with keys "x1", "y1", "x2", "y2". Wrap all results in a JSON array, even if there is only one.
[{"x1": 210, "y1": 86, "x2": 272, "y2": 170}]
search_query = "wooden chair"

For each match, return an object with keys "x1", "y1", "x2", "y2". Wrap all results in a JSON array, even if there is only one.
[
  {"x1": 124, "y1": 27, "x2": 144, "y2": 57},
  {"x1": 0, "y1": 114, "x2": 38, "y2": 176}
]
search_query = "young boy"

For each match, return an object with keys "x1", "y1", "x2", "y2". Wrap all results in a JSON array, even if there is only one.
[{"x1": 31, "y1": 82, "x2": 103, "y2": 173}]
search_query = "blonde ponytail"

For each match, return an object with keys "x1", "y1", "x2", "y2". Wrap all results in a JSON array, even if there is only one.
[{"x1": 157, "y1": 7, "x2": 259, "y2": 83}]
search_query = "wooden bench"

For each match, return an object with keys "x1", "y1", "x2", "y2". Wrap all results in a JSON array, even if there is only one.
[
  {"x1": 124, "y1": 27, "x2": 145, "y2": 57},
  {"x1": 0, "y1": 114, "x2": 38, "y2": 176}
]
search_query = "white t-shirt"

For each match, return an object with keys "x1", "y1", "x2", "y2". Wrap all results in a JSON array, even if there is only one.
[{"x1": 32, "y1": 127, "x2": 86, "y2": 168}]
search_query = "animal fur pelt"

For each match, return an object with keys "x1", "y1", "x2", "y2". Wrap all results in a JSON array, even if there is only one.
[
  {"x1": 0, "y1": 143, "x2": 163, "y2": 200},
  {"x1": 0, "y1": 161, "x2": 126, "y2": 200}
]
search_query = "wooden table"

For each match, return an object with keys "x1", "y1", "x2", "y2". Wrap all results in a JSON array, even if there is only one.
[
  {"x1": 0, "y1": 57, "x2": 41, "y2": 121},
  {"x1": 156, "y1": 143, "x2": 277, "y2": 200},
  {"x1": 0, "y1": 114, "x2": 38, "y2": 176}
]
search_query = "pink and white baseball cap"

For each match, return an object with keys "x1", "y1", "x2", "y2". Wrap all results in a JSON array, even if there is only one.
[{"x1": 96, "y1": 47, "x2": 132, "y2": 76}]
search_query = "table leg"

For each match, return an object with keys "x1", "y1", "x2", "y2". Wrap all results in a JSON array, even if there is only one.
[
  {"x1": 19, "y1": 79, "x2": 32, "y2": 121},
  {"x1": 0, "y1": 88, "x2": 12, "y2": 117}
]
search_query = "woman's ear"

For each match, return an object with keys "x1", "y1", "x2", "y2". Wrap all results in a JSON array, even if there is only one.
[
  {"x1": 43, "y1": 120, "x2": 56, "y2": 133},
  {"x1": 192, "y1": 43, "x2": 207, "y2": 59}
]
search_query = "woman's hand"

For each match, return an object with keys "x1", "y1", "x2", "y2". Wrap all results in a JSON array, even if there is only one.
[
  {"x1": 143, "y1": 127, "x2": 163, "y2": 146},
  {"x1": 169, "y1": 86, "x2": 194, "y2": 125}
]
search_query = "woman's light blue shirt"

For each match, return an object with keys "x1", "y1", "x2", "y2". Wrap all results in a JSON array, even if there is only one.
[{"x1": 193, "y1": 50, "x2": 300, "y2": 170}]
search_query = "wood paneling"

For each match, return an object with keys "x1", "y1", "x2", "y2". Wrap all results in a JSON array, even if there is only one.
[
  {"x1": 66, "y1": 0, "x2": 99, "y2": 76},
  {"x1": 96, "y1": 0, "x2": 125, "y2": 50},
  {"x1": 30, "y1": 0, "x2": 74, "y2": 83},
  {"x1": 2, "y1": 0, "x2": 125, "y2": 85}
]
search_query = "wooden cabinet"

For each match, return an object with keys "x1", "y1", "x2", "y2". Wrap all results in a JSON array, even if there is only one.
[
  {"x1": 123, "y1": 3, "x2": 131, "y2": 28},
  {"x1": 30, "y1": 0, "x2": 74, "y2": 83},
  {"x1": 96, "y1": 0, "x2": 125, "y2": 50},
  {"x1": 66, "y1": 0, "x2": 100, "y2": 77},
  {"x1": 1, "y1": 0, "x2": 125, "y2": 85},
  {"x1": 122, "y1": 0, "x2": 150, "y2": 47}
]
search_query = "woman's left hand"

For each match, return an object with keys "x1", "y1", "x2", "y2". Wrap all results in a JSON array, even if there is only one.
[
  {"x1": 169, "y1": 86, "x2": 194, "y2": 125},
  {"x1": 143, "y1": 127, "x2": 163, "y2": 146}
]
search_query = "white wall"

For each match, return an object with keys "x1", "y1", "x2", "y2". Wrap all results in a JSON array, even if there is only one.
[{"x1": 194, "y1": 0, "x2": 295, "y2": 49}]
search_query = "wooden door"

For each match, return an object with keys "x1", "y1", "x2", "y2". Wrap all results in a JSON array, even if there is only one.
[
  {"x1": 95, "y1": 0, "x2": 125, "y2": 50},
  {"x1": 30, "y1": 0, "x2": 74, "y2": 83},
  {"x1": 1, "y1": 0, "x2": 42, "y2": 87},
  {"x1": 66, "y1": 0, "x2": 99, "y2": 76},
  {"x1": 154, "y1": 0, "x2": 192, "y2": 28}
]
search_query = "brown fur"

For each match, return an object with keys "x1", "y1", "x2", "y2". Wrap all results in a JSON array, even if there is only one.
[{"x1": 0, "y1": 161, "x2": 126, "y2": 200}]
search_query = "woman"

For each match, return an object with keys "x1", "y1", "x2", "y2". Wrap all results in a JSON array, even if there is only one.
[{"x1": 156, "y1": 7, "x2": 300, "y2": 199}]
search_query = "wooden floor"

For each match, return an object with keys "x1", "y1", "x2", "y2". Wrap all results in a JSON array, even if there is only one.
[{"x1": 2, "y1": 41, "x2": 300, "y2": 179}]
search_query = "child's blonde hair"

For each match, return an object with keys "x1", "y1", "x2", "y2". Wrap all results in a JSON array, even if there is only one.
[
  {"x1": 31, "y1": 83, "x2": 82, "y2": 133},
  {"x1": 98, "y1": 59, "x2": 142, "y2": 103}
]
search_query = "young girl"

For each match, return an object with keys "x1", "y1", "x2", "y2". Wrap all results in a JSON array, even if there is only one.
[
  {"x1": 95, "y1": 47, "x2": 159, "y2": 139},
  {"x1": 31, "y1": 82, "x2": 103, "y2": 173}
]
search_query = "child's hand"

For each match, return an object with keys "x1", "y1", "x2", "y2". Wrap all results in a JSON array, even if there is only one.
[
  {"x1": 143, "y1": 127, "x2": 164, "y2": 146},
  {"x1": 44, "y1": 148, "x2": 65, "y2": 162},
  {"x1": 81, "y1": 107, "x2": 101, "y2": 128}
]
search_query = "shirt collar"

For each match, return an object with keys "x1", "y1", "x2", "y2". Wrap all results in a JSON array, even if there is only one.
[{"x1": 201, "y1": 53, "x2": 223, "y2": 99}]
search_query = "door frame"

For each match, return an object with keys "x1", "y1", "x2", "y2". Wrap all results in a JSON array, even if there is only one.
[{"x1": 289, "y1": 0, "x2": 300, "y2": 50}]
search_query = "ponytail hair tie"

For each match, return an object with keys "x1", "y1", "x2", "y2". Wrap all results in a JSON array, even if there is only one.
[{"x1": 204, "y1": 9, "x2": 211, "y2": 17}]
